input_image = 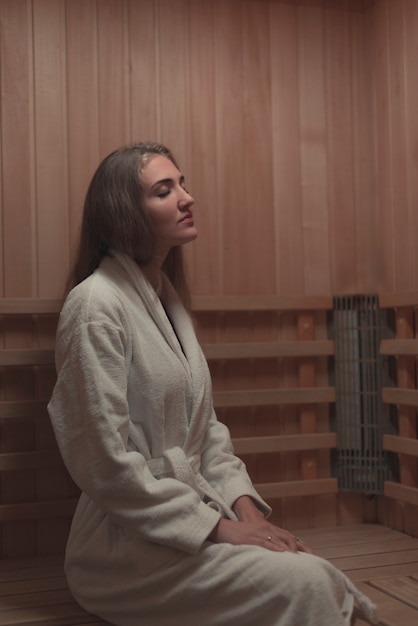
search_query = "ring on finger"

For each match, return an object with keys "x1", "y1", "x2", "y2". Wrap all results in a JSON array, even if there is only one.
[{"x1": 267, "y1": 535, "x2": 272, "y2": 541}]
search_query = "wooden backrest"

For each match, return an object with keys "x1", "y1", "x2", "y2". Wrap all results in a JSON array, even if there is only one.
[
  {"x1": 379, "y1": 291, "x2": 418, "y2": 536},
  {"x1": 1, "y1": 295, "x2": 336, "y2": 558}
]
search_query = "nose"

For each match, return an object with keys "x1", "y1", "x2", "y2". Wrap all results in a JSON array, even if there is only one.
[{"x1": 179, "y1": 186, "x2": 194, "y2": 208}]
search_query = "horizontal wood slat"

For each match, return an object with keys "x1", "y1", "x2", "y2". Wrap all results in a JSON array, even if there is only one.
[
  {"x1": 0, "y1": 451, "x2": 63, "y2": 471},
  {"x1": 0, "y1": 499, "x2": 77, "y2": 522},
  {"x1": 255, "y1": 477, "x2": 338, "y2": 499},
  {"x1": 380, "y1": 339, "x2": 418, "y2": 356},
  {"x1": 191, "y1": 294, "x2": 333, "y2": 311},
  {"x1": 384, "y1": 481, "x2": 418, "y2": 507},
  {"x1": 202, "y1": 340, "x2": 334, "y2": 360},
  {"x1": 213, "y1": 387, "x2": 335, "y2": 408},
  {"x1": 0, "y1": 299, "x2": 62, "y2": 315},
  {"x1": 0, "y1": 296, "x2": 333, "y2": 315},
  {"x1": 382, "y1": 387, "x2": 418, "y2": 407},
  {"x1": 0, "y1": 349, "x2": 55, "y2": 366},
  {"x1": 232, "y1": 432, "x2": 336, "y2": 455},
  {"x1": 0, "y1": 401, "x2": 49, "y2": 420},
  {"x1": 379, "y1": 291, "x2": 418, "y2": 309},
  {"x1": 383, "y1": 435, "x2": 418, "y2": 457}
]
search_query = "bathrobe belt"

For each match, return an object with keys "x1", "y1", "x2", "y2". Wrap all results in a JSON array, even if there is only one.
[{"x1": 146, "y1": 447, "x2": 237, "y2": 520}]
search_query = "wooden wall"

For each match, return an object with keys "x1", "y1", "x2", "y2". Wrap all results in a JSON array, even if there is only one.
[{"x1": 1, "y1": 0, "x2": 417, "y2": 299}]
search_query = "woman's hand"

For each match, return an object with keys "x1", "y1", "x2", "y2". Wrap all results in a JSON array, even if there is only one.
[
  {"x1": 207, "y1": 496, "x2": 313, "y2": 554},
  {"x1": 208, "y1": 518, "x2": 313, "y2": 554}
]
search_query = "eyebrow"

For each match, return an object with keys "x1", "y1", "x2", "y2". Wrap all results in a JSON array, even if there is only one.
[{"x1": 151, "y1": 174, "x2": 185, "y2": 190}]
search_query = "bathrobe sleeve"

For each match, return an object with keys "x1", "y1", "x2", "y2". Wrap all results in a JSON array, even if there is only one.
[
  {"x1": 49, "y1": 309, "x2": 222, "y2": 555},
  {"x1": 200, "y1": 412, "x2": 272, "y2": 518}
]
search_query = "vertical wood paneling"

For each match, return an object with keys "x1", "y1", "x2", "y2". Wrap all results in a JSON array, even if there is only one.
[
  {"x1": 214, "y1": 1, "x2": 246, "y2": 294},
  {"x1": 156, "y1": 0, "x2": 190, "y2": 166},
  {"x1": 0, "y1": 0, "x2": 35, "y2": 295},
  {"x1": 241, "y1": 1, "x2": 276, "y2": 294},
  {"x1": 128, "y1": 0, "x2": 159, "y2": 141},
  {"x1": 325, "y1": 2, "x2": 357, "y2": 293},
  {"x1": 66, "y1": 0, "x2": 100, "y2": 249},
  {"x1": 33, "y1": 0, "x2": 69, "y2": 296},
  {"x1": 97, "y1": 0, "x2": 129, "y2": 155},
  {"x1": 187, "y1": 0, "x2": 220, "y2": 295},
  {"x1": 351, "y1": 3, "x2": 378, "y2": 293},
  {"x1": 298, "y1": 4, "x2": 331, "y2": 295},
  {"x1": 0, "y1": 0, "x2": 418, "y2": 296},
  {"x1": 403, "y1": 0, "x2": 418, "y2": 288},
  {"x1": 387, "y1": 0, "x2": 411, "y2": 291},
  {"x1": 270, "y1": 2, "x2": 305, "y2": 295}
]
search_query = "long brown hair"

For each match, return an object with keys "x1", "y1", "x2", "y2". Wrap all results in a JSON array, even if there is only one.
[{"x1": 66, "y1": 142, "x2": 191, "y2": 308}]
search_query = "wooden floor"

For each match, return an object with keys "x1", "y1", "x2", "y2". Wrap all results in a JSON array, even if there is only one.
[
  {"x1": 0, "y1": 524, "x2": 417, "y2": 625},
  {"x1": 298, "y1": 524, "x2": 418, "y2": 626}
]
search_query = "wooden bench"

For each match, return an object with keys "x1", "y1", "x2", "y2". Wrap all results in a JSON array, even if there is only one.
[{"x1": 0, "y1": 295, "x2": 337, "y2": 624}]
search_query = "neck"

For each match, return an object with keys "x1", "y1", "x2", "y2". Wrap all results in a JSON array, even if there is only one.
[{"x1": 142, "y1": 258, "x2": 164, "y2": 295}]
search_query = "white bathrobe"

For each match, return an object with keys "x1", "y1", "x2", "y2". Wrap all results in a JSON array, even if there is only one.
[{"x1": 48, "y1": 252, "x2": 379, "y2": 626}]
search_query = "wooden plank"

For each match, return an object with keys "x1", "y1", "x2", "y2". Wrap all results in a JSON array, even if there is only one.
[
  {"x1": 0, "y1": 589, "x2": 76, "y2": 611},
  {"x1": 0, "y1": 296, "x2": 333, "y2": 316},
  {"x1": 380, "y1": 338, "x2": 418, "y2": 355},
  {"x1": 202, "y1": 339, "x2": 334, "y2": 360},
  {"x1": 0, "y1": 451, "x2": 64, "y2": 472},
  {"x1": 255, "y1": 477, "x2": 338, "y2": 499},
  {"x1": 0, "y1": 401, "x2": 49, "y2": 420},
  {"x1": 316, "y1": 538, "x2": 418, "y2": 561},
  {"x1": 0, "y1": 603, "x2": 105, "y2": 626},
  {"x1": 355, "y1": 581, "x2": 418, "y2": 626},
  {"x1": 0, "y1": 575, "x2": 67, "y2": 596},
  {"x1": 382, "y1": 387, "x2": 418, "y2": 407},
  {"x1": 384, "y1": 481, "x2": 418, "y2": 507},
  {"x1": 0, "y1": 0, "x2": 35, "y2": 296},
  {"x1": 232, "y1": 432, "x2": 336, "y2": 455},
  {"x1": 370, "y1": 576, "x2": 418, "y2": 611},
  {"x1": 380, "y1": 291, "x2": 418, "y2": 308},
  {"x1": 0, "y1": 299, "x2": 61, "y2": 315},
  {"x1": 297, "y1": 524, "x2": 407, "y2": 547},
  {"x1": 213, "y1": 386, "x2": 335, "y2": 408},
  {"x1": 329, "y1": 548, "x2": 418, "y2": 578},
  {"x1": 0, "y1": 500, "x2": 77, "y2": 522},
  {"x1": 383, "y1": 435, "x2": 418, "y2": 458},
  {"x1": 191, "y1": 295, "x2": 333, "y2": 312},
  {"x1": 0, "y1": 349, "x2": 55, "y2": 366}
]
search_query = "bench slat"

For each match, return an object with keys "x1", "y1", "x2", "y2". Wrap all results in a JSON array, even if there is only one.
[
  {"x1": 380, "y1": 339, "x2": 418, "y2": 356},
  {"x1": 0, "y1": 500, "x2": 77, "y2": 522},
  {"x1": 202, "y1": 340, "x2": 334, "y2": 359},
  {"x1": 192, "y1": 294, "x2": 333, "y2": 311},
  {"x1": 383, "y1": 434, "x2": 418, "y2": 457},
  {"x1": 0, "y1": 350, "x2": 55, "y2": 367},
  {"x1": 232, "y1": 432, "x2": 336, "y2": 455},
  {"x1": 255, "y1": 478, "x2": 338, "y2": 499},
  {"x1": 213, "y1": 387, "x2": 335, "y2": 408},
  {"x1": 0, "y1": 401, "x2": 49, "y2": 420},
  {"x1": 0, "y1": 451, "x2": 64, "y2": 471},
  {"x1": 384, "y1": 481, "x2": 418, "y2": 507},
  {"x1": 382, "y1": 387, "x2": 418, "y2": 407},
  {"x1": 0, "y1": 299, "x2": 62, "y2": 315}
]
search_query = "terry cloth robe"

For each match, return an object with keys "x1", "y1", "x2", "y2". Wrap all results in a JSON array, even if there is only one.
[{"x1": 48, "y1": 252, "x2": 379, "y2": 626}]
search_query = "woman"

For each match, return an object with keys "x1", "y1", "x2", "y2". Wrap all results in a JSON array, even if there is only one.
[{"x1": 48, "y1": 142, "x2": 378, "y2": 626}]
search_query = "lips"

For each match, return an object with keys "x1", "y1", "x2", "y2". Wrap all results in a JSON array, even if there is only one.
[{"x1": 179, "y1": 213, "x2": 193, "y2": 223}]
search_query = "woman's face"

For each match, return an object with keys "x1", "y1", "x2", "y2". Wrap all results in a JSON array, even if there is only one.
[{"x1": 142, "y1": 155, "x2": 197, "y2": 260}]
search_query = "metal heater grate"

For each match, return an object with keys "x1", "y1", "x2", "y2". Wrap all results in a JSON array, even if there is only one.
[{"x1": 331, "y1": 295, "x2": 397, "y2": 493}]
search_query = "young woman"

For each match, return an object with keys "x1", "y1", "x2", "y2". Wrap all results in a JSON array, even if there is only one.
[{"x1": 48, "y1": 142, "x2": 378, "y2": 626}]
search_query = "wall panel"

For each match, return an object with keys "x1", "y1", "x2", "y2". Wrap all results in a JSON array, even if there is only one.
[
  {"x1": 0, "y1": 0, "x2": 35, "y2": 295},
  {"x1": 0, "y1": 0, "x2": 417, "y2": 297}
]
